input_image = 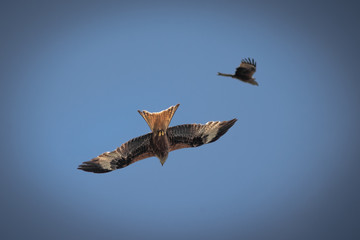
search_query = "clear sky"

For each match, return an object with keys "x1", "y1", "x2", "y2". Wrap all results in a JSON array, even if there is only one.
[{"x1": 1, "y1": 1, "x2": 359, "y2": 239}]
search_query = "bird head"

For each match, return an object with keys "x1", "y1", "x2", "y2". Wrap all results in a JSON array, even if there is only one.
[{"x1": 158, "y1": 153, "x2": 168, "y2": 166}]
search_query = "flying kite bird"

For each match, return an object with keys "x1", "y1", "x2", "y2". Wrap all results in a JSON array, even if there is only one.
[
  {"x1": 78, "y1": 104, "x2": 237, "y2": 173},
  {"x1": 218, "y1": 58, "x2": 258, "y2": 86}
]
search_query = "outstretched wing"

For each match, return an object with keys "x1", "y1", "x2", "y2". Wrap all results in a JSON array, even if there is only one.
[
  {"x1": 235, "y1": 58, "x2": 256, "y2": 80},
  {"x1": 167, "y1": 119, "x2": 237, "y2": 151},
  {"x1": 78, "y1": 133, "x2": 154, "y2": 173}
]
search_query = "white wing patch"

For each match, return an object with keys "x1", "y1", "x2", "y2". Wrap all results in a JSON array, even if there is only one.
[
  {"x1": 203, "y1": 121, "x2": 221, "y2": 143},
  {"x1": 95, "y1": 149, "x2": 122, "y2": 170}
]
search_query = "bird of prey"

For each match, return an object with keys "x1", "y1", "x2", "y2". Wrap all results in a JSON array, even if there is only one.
[
  {"x1": 78, "y1": 104, "x2": 237, "y2": 173},
  {"x1": 218, "y1": 58, "x2": 258, "y2": 86}
]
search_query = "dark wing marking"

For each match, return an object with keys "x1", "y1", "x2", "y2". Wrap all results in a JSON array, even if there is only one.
[
  {"x1": 235, "y1": 58, "x2": 256, "y2": 80},
  {"x1": 78, "y1": 133, "x2": 154, "y2": 173},
  {"x1": 167, "y1": 119, "x2": 237, "y2": 151}
]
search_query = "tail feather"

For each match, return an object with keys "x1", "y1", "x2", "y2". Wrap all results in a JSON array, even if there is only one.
[
  {"x1": 138, "y1": 104, "x2": 180, "y2": 132},
  {"x1": 218, "y1": 72, "x2": 234, "y2": 77},
  {"x1": 248, "y1": 79, "x2": 259, "y2": 86}
]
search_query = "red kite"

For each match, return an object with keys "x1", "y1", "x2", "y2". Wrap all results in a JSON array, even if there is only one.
[
  {"x1": 218, "y1": 58, "x2": 258, "y2": 86},
  {"x1": 78, "y1": 104, "x2": 237, "y2": 173}
]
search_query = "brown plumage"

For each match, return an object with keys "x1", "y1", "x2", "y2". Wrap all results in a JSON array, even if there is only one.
[
  {"x1": 78, "y1": 104, "x2": 237, "y2": 173},
  {"x1": 218, "y1": 58, "x2": 258, "y2": 86}
]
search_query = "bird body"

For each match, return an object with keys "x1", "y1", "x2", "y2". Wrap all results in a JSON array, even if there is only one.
[
  {"x1": 218, "y1": 58, "x2": 258, "y2": 86},
  {"x1": 78, "y1": 104, "x2": 237, "y2": 173},
  {"x1": 138, "y1": 104, "x2": 180, "y2": 165}
]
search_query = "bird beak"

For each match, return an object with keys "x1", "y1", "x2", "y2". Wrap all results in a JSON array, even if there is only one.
[{"x1": 160, "y1": 157, "x2": 167, "y2": 166}]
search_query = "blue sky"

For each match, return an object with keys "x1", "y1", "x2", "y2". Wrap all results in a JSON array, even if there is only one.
[{"x1": 1, "y1": 1, "x2": 359, "y2": 239}]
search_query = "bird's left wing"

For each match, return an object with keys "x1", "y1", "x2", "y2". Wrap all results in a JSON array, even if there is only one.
[
  {"x1": 236, "y1": 58, "x2": 256, "y2": 77},
  {"x1": 78, "y1": 133, "x2": 154, "y2": 173},
  {"x1": 167, "y1": 119, "x2": 237, "y2": 151}
]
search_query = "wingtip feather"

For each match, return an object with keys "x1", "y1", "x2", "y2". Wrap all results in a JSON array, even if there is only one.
[
  {"x1": 206, "y1": 118, "x2": 237, "y2": 144},
  {"x1": 78, "y1": 161, "x2": 112, "y2": 174}
]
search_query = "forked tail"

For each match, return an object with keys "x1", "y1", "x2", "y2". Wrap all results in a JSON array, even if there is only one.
[{"x1": 138, "y1": 104, "x2": 180, "y2": 132}]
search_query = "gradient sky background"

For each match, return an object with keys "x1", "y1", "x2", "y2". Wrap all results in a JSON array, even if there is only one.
[{"x1": 1, "y1": 1, "x2": 359, "y2": 239}]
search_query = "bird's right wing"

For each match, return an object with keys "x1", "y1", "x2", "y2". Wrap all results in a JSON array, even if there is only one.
[
  {"x1": 78, "y1": 133, "x2": 154, "y2": 173},
  {"x1": 167, "y1": 119, "x2": 237, "y2": 151}
]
